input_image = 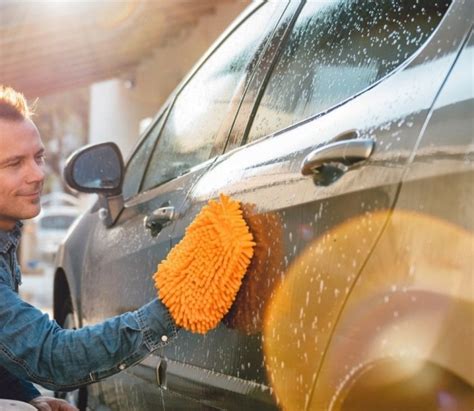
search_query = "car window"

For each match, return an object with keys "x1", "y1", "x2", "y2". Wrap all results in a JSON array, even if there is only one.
[
  {"x1": 122, "y1": 111, "x2": 167, "y2": 200},
  {"x1": 39, "y1": 215, "x2": 77, "y2": 230},
  {"x1": 247, "y1": 0, "x2": 451, "y2": 143},
  {"x1": 141, "y1": 2, "x2": 281, "y2": 191}
]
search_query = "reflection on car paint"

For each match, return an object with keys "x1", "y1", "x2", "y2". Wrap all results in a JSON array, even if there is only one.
[
  {"x1": 264, "y1": 210, "x2": 474, "y2": 410},
  {"x1": 263, "y1": 208, "x2": 386, "y2": 410},
  {"x1": 224, "y1": 206, "x2": 284, "y2": 335}
]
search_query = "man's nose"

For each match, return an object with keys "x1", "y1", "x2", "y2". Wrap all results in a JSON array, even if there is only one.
[{"x1": 25, "y1": 159, "x2": 45, "y2": 184}]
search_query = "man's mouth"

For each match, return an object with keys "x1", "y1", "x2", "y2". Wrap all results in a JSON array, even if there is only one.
[{"x1": 18, "y1": 191, "x2": 41, "y2": 198}]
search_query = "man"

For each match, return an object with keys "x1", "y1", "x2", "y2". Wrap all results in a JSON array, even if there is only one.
[{"x1": 0, "y1": 86, "x2": 177, "y2": 410}]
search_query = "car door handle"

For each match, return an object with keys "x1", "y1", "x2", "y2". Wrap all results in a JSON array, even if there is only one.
[
  {"x1": 301, "y1": 138, "x2": 375, "y2": 176},
  {"x1": 144, "y1": 206, "x2": 175, "y2": 237}
]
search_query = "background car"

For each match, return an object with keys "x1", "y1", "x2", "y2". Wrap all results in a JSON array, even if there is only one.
[
  {"x1": 54, "y1": 0, "x2": 473, "y2": 410},
  {"x1": 20, "y1": 193, "x2": 81, "y2": 270},
  {"x1": 36, "y1": 205, "x2": 81, "y2": 262}
]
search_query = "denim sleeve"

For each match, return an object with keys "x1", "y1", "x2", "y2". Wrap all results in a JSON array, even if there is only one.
[
  {"x1": 0, "y1": 366, "x2": 41, "y2": 402},
  {"x1": 0, "y1": 282, "x2": 177, "y2": 391}
]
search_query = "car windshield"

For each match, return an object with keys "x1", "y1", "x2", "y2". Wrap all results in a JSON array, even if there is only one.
[{"x1": 39, "y1": 215, "x2": 77, "y2": 230}]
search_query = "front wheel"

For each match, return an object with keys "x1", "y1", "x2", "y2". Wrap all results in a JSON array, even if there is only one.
[{"x1": 54, "y1": 305, "x2": 89, "y2": 411}]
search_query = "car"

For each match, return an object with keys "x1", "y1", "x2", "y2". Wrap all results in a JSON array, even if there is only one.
[
  {"x1": 19, "y1": 193, "x2": 82, "y2": 270},
  {"x1": 36, "y1": 204, "x2": 81, "y2": 262},
  {"x1": 53, "y1": 0, "x2": 473, "y2": 410}
]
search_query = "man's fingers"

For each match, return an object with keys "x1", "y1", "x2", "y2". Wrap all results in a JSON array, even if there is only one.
[
  {"x1": 30, "y1": 400, "x2": 52, "y2": 411},
  {"x1": 48, "y1": 398, "x2": 78, "y2": 411},
  {"x1": 56, "y1": 399, "x2": 79, "y2": 411},
  {"x1": 29, "y1": 396, "x2": 78, "y2": 411}
]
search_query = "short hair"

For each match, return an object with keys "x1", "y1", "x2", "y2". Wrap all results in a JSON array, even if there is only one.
[{"x1": 0, "y1": 85, "x2": 33, "y2": 121}]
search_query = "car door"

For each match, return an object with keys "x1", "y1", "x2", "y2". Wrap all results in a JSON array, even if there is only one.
[
  {"x1": 310, "y1": 24, "x2": 474, "y2": 411},
  {"x1": 157, "y1": 0, "x2": 468, "y2": 410},
  {"x1": 77, "y1": 2, "x2": 289, "y2": 410}
]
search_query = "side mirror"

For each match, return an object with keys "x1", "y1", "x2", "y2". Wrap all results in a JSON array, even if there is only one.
[
  {"x1": 64, "y1": 142, "x2": 124, "y2": 226},
  {"x1": 64, "y1": 142, "x2": 124, "y2": 196}
]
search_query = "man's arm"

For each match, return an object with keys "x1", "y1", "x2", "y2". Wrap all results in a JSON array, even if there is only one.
[{"x1": 0, "y1": 283, "x2": 176, "y2": 391}]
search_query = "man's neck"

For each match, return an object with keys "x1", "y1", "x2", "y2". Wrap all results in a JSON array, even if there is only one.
[{"x1": 0, "y1": 218, "x2": 17, "y2": 232}]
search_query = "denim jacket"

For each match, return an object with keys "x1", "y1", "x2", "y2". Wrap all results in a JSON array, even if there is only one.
[{"x1": 0, "y1": 222, "x2": 177, "y2": 395}]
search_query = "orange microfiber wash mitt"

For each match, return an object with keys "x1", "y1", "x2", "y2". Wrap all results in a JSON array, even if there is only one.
[{"x1": 153, "y1": 194, "x2": 256, "y2": 334}]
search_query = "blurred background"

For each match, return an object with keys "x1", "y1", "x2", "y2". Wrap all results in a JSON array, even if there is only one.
[{"x1": 0, "y1": 0, "x2": 249, "y2": 314}]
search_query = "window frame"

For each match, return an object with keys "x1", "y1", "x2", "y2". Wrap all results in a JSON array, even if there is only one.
[
  {"x1": 228, "y1": 0, "x2": 453, "y2": 149},
  {"x1": 121, "y1": 104, "x2": 171, "y2": 200},
  {"x1": 223, "y1": 0, "x2": 303, "y2": 153},
  {"x1": 133, "y1": 0, "x2": 289, "y2": 195}
]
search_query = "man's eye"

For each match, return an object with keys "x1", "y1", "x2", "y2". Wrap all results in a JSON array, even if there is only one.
[
  {"x1": 8, "y1": 161, "x2": 21, "y2": 167},
  {"x1": 36, "y1": 155, "x2": 46, "y2": 164}
]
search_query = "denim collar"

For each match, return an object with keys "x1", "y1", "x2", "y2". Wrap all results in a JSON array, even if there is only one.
[{"x1": 0, "y1": 221, "x2": 23, "y2": 254}]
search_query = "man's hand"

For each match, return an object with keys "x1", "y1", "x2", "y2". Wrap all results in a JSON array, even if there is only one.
[{"x1": 29, "y1": 396, "x2": 79, "y2": 411}]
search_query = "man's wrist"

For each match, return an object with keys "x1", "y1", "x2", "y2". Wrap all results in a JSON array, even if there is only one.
[{"x1": 135, "y1": 298, "x2": 178, "y2": 351}]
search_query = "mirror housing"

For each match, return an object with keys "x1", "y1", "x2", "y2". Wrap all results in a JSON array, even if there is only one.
[
  {"x1": 64, "y1": 142, "x2": 124, "y2": 226},
  {"x1": 64, "y1": 142, "x2": 124, "y2": 196}
]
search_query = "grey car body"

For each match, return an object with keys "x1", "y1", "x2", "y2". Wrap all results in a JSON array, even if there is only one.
[{"x1": 54, "y1": 0, "x2": 473, "y2": 410}]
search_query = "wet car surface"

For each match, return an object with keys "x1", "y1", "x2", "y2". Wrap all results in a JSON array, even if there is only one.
[{"x1": 54, "y1": 0, "x2": 473, "y2": 410}]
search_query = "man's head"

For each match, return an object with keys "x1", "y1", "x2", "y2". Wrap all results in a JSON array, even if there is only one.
[{"x1": 0, "y1": 86, "x2": 45, "y2": 231}]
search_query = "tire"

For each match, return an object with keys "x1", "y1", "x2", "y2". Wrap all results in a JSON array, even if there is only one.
[{"x1": 54, "y1": 301, "x2": 89, "y2": 411}]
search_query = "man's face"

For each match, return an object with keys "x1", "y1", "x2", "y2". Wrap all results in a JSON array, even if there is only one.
[{"x1": 0, "y1": 118, "x2": 45, "y2": 231}]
